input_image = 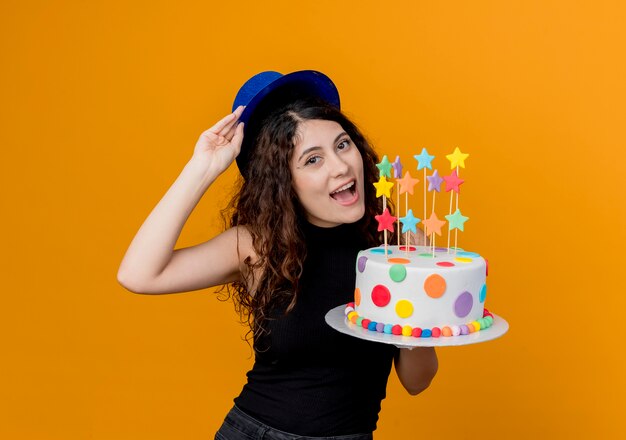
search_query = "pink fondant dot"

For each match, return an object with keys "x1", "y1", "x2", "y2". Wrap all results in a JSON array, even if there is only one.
[
  {"x1": 371, "y1": 285, "x2": 391, "y2": 307},
  {"x1": 436, "y1": 261, "x2": 455, "y2": 267}
]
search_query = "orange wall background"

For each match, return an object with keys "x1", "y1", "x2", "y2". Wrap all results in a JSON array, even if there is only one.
[{"x1": 1, "y1": 1, "x2": 624, "y2": 438}]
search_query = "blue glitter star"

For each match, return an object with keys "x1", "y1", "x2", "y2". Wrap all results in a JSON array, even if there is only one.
[
  {"x1": 413, "y1": 148, "x2": 435, "y2": 170},
  {"x1": 400, "y1": 209, "x2": 421, "y2": 234}
]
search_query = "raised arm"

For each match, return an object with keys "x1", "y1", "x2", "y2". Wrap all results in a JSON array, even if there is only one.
[{"x1": 117, "y1": 106, "x2": 251, "y2": 294}]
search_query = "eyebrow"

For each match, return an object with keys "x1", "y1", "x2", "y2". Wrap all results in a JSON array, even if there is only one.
[{"x1": 297, "y1": 131, "x2": 349, "y2": 162}]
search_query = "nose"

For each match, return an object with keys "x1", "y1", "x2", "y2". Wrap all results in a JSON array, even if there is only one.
[{"x1": 328, "y1": 151, "x2": 349, "y2": 177}]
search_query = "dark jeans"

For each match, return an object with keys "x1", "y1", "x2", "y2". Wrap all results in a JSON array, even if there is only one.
[{"x1": 215, "y1": 405, "x2": 374, "y2": 440}]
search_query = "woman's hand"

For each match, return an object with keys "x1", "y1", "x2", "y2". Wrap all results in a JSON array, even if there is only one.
[{"x1": 191, "y1": 105, "x2": 245, "y2": 176}]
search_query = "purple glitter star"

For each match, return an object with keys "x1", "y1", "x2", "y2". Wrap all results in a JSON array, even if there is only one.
[
  {"x1": 427, "y1": 169, "x2": 444, "y2": 192},
  {"x1": 392, "y1": 156, "x2": 403, "y2": 178}
]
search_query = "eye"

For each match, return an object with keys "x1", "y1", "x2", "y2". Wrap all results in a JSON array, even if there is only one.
[
  {"x1": 304, "y1": 155, "x2": 322, "y2": 166},
  {"x1": 337, "y1": 138, "x2": 351, "y2": 151}
]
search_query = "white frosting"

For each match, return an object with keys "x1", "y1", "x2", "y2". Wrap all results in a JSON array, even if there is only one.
[{"x1": 354, "y1": 246, "x2": 486, "y2": 329}]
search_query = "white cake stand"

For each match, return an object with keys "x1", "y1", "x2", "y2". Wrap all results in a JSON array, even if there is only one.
[{"x1": 325, "y1": 304, "x2": 509, "y2": 348}]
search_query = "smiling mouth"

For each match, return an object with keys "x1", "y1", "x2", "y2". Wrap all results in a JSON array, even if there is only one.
[{"x1": 330, "y1": 181, "x2": 357, "y2": 204}]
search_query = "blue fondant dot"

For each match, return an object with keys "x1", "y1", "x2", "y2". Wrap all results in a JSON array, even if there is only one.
[
  {"x1": 368, "y1": 322, "x2": 378, "y2": 331},
  {"x1": 371, "y1": 248, "x2": 392, "y2": 255},
  {"x1": 421, "y1": 329, "x2": 432, "y2": 338},
  {"x1": 383, "y1": 324, "x2": 393, "y2": 334},
  {"x1": 479, "y1": 284, "x2": 487, "y2": 303},
  {"x1": 456, "y1": 251, "x2": 480, "y2": 258}
]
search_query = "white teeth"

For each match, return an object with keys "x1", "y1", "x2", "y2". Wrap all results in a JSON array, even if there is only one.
[{"x1": 331, "y1": 181, "x2": 355, "y2": 194}]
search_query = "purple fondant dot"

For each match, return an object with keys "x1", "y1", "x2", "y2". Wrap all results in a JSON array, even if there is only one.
[
  {"x1": 454, "y1": 291, "x2": 473, "y2": 318},
  {"x1": 435, "y1": 247, "x2": 448, "y2": 252},
  {"x1": 375, "y1": 322, "x2": 385, "y2": 332},
  {"x1": 460, "y1": 325, "x2": 469, "y2": 335},
  {"x1": 358, "y1": 256, "x2": 368, "y2": 273}
]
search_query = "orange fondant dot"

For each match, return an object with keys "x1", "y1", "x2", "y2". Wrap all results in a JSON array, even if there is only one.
[
  {"x1": 442, "y1": 326, "x2": 452, "y2": 337},
  {"x1": 355, "y1": 287, "x2": 361, "y2": 306},
  {"x1": 350, "y1": 314, "x2": 358, "y2": 324},
  {"x1": 388, "y1": 258, "x2": 411, "y2": 264},
  {"x1": 424, "y1": 274, "x2": 447, "y2": 298},
  {"x1": 467, "y1": 323, "x2": 475, "y2": 333}
]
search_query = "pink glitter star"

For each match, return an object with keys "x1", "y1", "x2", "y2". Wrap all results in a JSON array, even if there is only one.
[
  {"x1": 375, "y1": 208, "x2": 397, "y2": 233},
  {"x1": 443, "y1": 169, "x2": 465, "y2": 193}
]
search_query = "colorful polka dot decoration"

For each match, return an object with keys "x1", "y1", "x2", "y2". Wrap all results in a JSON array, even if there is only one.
[
  {"x1": 389, "y1": 264, "x2": 407, "y2": 282},
  {"x1": 388, "y1": 258, "x2": 411, "y2": 264},
  {"x1": 371, "y1": 285, "x2": 391, "y2": 307},
  {"x1": 371, "y1": 248, "x2": 392, "y2": 255},
  {"x1": 395, "y1": 300, "x2": 414, "y2": 318},
  {"x1": 357, "y1": 256, "x2": 368, "y2": 273},
  {"x1": 424, "y1": 274, "x2": 447, "y2": 298},
  {"x1": 344, "y1": 302, "x2": 495, "y2": 338}
]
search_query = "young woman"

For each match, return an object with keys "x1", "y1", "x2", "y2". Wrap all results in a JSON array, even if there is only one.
[{"x1": 117, "y1": 71, "x2": 438, "y2": 440}]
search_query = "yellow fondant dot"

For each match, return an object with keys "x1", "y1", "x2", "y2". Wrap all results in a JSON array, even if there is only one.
[
  {"x1": 402, "y1": 325, "x2": 412, "y2": 336},
  {"x1": 395, "y1": 300, "x2": 414, "y2": 318},
  {"x1": 347, "y1": 311, "x2": 357, "y2": 321},
  {"x1": 472, "y1": 320, "x2": 481, "y2": 331},
  {"x1": 355, "y1": 287, "x2": 361, "y2": 306},
  {"x1": 455, "y1": 257, "x2": 473, "y2": 263}
]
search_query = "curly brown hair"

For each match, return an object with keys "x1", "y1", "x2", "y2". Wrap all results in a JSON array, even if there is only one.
[{"x1": 220, "y1": 98, "x2": 395, "y2": 342}]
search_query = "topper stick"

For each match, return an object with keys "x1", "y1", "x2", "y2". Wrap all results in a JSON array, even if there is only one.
[
  {"x1": 397, "y1": 181, "x2": 401, "y2": 247},
  {"x1": 455, "y1": 165, "x2": 459, "y2": 254},
  {"x1": 447, "y1": 189, "x2": 453, "y2": 252},
  {"x1": 383, "y1": 196, "x2": 388, "y2": 255},
  {"x1": 405, "y1": 192, "x2": 409, "y2": 254},
  {"x1": 423, "y1": 169, "x2": 427, "y2": 226}
]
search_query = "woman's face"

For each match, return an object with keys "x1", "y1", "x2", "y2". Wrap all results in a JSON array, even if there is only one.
[{"x1": 290, "y1": 119, "x2": 365, "y2": 228}]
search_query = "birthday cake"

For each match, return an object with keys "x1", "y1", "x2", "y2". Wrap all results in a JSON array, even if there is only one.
[
  {"x1": 344, "y1": 148, "x2": 495, "y2": 338},
  {"x1": 345, "y1": 245, "x2": 493, "y2": 337}
]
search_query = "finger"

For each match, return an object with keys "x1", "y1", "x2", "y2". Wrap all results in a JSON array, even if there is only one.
[
  {"x1": 223, "y1": 114, "x2": 243, "y2": 140},
  {"x1": 230, "y1": 122, "x2": 245, "y2": 155},
  {"x1": 207, "y1": 110, "x2": 238, "y2": 134},
  {"x1": 216, "y1": 105, "x2": 245, "y2": 137}
]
